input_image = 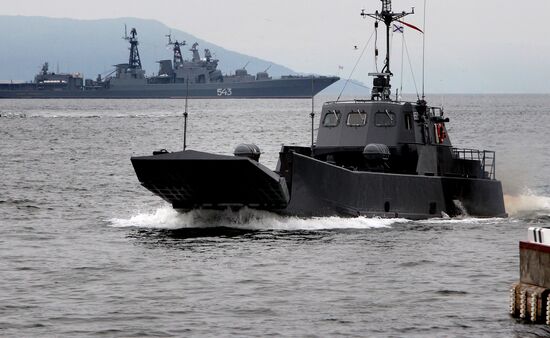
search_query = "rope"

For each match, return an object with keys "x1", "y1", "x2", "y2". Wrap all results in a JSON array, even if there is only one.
[
  {"x1": 336, "y1": 30, "x2": 376, "y2": 102},
  {"x1": 402, "y1": 35, "x2": 420, "y2": 100}
]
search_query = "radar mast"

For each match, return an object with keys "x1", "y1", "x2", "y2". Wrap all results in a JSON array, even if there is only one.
[
  {"x1": 361, "y1": 0, "x2": 414, "y2": 100},
  {"x1": 124, "y1": 27, "x2": 142, "y2": 70},
  {"x1": 166, "y1": 33, "x2": 186, "y2": 69},
  {"x1": 190, "y1": 43, "x2": 201, "y2": 62}
]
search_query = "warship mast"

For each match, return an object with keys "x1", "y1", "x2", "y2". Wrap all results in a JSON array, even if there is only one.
[
  {"x1": 124, "y1": 27, "x2": 142, "y2": 70},
  {"x1": 166, "y1": 33, "x2": 186, "y2": 69},
  {"x1": 190, "y1": 43, "x2": 201, "y2": 63},
  {"x1": 361, "y1": 0, "x2": 414, "y2": 101}
]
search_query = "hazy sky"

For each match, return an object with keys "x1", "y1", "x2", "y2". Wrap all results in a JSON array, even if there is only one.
[{"x1": 4, "y1": 0, "x2": 550, "y2": 93}]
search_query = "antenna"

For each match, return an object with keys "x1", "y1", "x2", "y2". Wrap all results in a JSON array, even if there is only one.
[
  {"x1": 264, "y1": 64, "x2": 272, "y2": 73},
  {"x1": 361, "y1": 0, "x2": 415, "y2": 101},
  {"x1": 421, "y1": 0, "x2": 427, "y2": 100},
  {"x1": 242, "y1": 61, "x2": 250, "y2": 70},
  {"x1": 310, "y1": 78, "x2": 315, "y2": 148},
  {"x1": 123, "y1": 27, "x2": 142, "y2": 69},
  {"x1": 167, "y1": 34, "x2": 185, "y2": 67},
  {"x1": 183, "y1": 73, "x2": 189, "y2": 151},
  {"x1": 399, "y1": 23, "x2": 405, "y2": 101}
]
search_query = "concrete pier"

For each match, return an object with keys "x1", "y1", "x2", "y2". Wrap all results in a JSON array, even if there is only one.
[{"x1": 511, "y1": 229, "x2": 550, "y2": 324}]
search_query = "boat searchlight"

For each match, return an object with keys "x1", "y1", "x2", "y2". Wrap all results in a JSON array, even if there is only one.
[{"x1": 233, "y1": 144, "x2": 261, "y2": 162}]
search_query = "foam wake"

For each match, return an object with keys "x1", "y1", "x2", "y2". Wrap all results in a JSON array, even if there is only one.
[
  {"x1": 504, "y1": 190, "x2": 550, "y2": 217},
  {"x1": 419, "y1": 216, "x2": 506, "y2": 225},
  {"x1": 109, "y1": 206, "x2": 404, "y2": 231}
]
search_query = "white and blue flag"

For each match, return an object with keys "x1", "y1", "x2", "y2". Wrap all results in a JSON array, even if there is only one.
[{"x1": 393, "y1": 24, "x2": 404, "y2": 33}]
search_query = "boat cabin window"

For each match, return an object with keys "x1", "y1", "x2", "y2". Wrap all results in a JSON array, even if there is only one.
[
  {"x1": 346, "y1": 110, "x2": 368, "y2": 127},
  {"x1": 323, "y1": 110, "x2": 341, "y2": 127},
  {"x1": 375, "y1": 110, "x2": 396, "y2": 127}
]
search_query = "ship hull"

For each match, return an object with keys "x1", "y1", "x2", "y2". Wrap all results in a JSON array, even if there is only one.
[
  {"x1": 284, "y1": 152, "x2": 507, "y2": 219},
  {"x1": 131, "y1": 150, "x2": 507, "y2": 220},
  {"x1": 0, "y1": 76, "x2": 339, "y2": 99},
  {"x1": 131, "y1": 150, "x2": 290, "y2": 210}
]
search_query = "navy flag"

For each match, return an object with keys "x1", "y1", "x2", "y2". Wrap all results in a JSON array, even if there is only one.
[{"x1": 393, "y1": 24, "x2": 404, "y2": 33}]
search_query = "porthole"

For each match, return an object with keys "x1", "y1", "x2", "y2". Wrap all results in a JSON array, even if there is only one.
[
  {"x1": 323, "y1": 110, "x2": 341, "y2": 127},
  {"x1": 346, "y1": 110, "x2": 367, "y2": 127},
  {"x1": 375, "y1": 110, "x2": 396, "y2": 127}
]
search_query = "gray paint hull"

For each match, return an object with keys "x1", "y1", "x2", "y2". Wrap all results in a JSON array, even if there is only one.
[
  {"x1": 130, "y1": 150, "x2": 507, "y2": 220},
  {"x1": 284, "y1": 153, "x2": 506, "y2": 219},
  {"x1": 0, "y1": 77, "x2": 339, "y2": 99}
]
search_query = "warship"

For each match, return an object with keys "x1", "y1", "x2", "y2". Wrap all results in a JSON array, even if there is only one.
[
  {"x1": 0, "y1": 28, "x2": 339, "y2": 99},
  {"x1": 131, "y1": 0, "x2": 507, "y2": 219}
]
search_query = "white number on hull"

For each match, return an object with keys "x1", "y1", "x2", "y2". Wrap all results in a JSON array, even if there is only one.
[{"x1": 217, "y1": 88, "x2": 232, "y2": 96}]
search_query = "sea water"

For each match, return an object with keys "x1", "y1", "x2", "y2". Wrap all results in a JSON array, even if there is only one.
[{"x1": 1, "y1": 95, "x2": 550, "y2": 336}]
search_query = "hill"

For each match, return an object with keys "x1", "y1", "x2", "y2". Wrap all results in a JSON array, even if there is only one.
[{"x1": 0, "y1": 16, "x2": 298, "y2": 81}]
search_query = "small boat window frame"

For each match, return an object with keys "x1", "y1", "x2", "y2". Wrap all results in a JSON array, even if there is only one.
[
  {"x1": 346, "y1": 110, "x2": 368, "y2": 127},
  {"x1": 322, "y1": 110, "x2": 341, "y2": 127},
  {"x1": 375, "y1": 110, "x2": 396, "y2": 127}
]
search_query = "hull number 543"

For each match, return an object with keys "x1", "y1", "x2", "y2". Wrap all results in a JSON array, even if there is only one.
[{"x1": 217, "y1": 88, "x2": 232, "y2": 96}]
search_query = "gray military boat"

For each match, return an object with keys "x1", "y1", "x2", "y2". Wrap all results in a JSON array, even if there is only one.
[
  {"x1": 131, "y1": 1, "x2": 507, "y2": 219},
  {"x1": 0, "y1": 28, "x2": 339, "y2": 99}
]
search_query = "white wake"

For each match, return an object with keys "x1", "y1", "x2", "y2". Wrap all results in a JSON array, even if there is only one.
[
  {"x1": 109, "y1": 190, "x2": 550, "y2": 231},
  {"x1": 109, "y1": 206, "x2": 405, "y2": 231}
]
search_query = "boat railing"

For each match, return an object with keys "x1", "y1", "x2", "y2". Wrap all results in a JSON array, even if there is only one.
[{"x1": 451, "y1": 148, "x2": 496, "y2": 180}]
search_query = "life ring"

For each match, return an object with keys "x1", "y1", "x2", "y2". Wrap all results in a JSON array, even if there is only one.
[{"x1": 435, "y1": 123, "x2": 447, "y2": 143}]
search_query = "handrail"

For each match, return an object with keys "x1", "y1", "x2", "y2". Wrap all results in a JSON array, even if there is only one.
[{"x1": 451, "y1": 148, "x2": 496, "y2": 179}]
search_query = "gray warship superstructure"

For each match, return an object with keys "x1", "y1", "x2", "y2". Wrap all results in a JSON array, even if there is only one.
[
  {"x1": 130, "y1": 0, "x2": 507, "y2": 219},
  {"x1": 0, "y1": 28, "x2": 338, "y2": 99}
]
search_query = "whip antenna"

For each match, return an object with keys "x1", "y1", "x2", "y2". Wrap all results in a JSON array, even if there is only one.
[
  {"x1": 310, "y1": 78, "x2": 315, "y2": 148},
  {"x1": 422, "y1": 0, "x2": 427, "y2": 99},
  {"x1": 183, "y1": 75, "x2": 189, "y2": 150},
  {"x1": 399, "y1": 27, "x2": 405, "y2": 101}
]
